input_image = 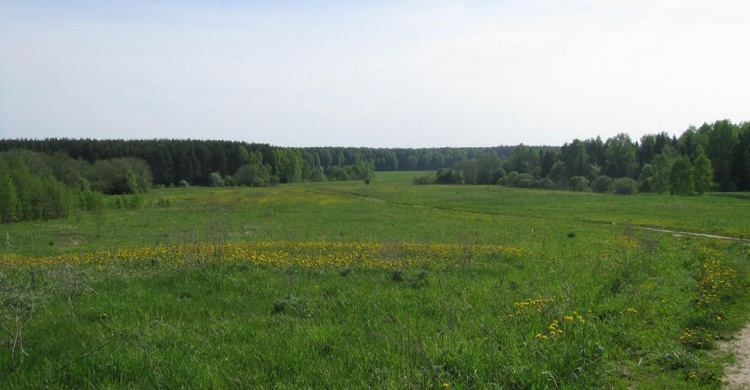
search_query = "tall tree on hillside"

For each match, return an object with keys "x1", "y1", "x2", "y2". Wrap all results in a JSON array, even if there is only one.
[
  {"x1": 670, "y1": 156, "x2": 694, "y2": 195},
  {"x1": 585, "y1": 136, "x2": 606, "y2": 168},
  {"x1": 604, "y1": 133, "x2": 637, "y2": 178},
  {"x1": 539, "y1": 150, "x2": 556, "y2": 178},
  {"x1": 693, "y1": 147, "x2": 713, "y2": 194},
  {"x1": 0, "y1": 159, "x2": 18, "y2": 223},
  {"x1": 638, "y1": 134, "x2": 657, "y2": 166},
  {"x1": 505, "y1": 144, "x2": 539, "y2": 174},
  {"x1": 677, "y1": 126, "x2": 701, "y2": 160},
  {"x1": 705, "y1": 120, "x2": 740, "y2": 191},
  {"x1": 734, "y1": 123, "x2": 750, "y2": 191},
  {"x1": 559, "y1": 140, "x2": 590, "y2": 178},
  {"x1": 476, "y1": 153, "x2": 504, "y2": 184},
  {"x1": 650, "y1": 153, "x2": 672, "y2": 194}
]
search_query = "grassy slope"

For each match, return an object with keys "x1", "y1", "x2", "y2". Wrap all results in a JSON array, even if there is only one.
[{"x1": 1, "y1": 172, "x2": 748, "y2": 388}]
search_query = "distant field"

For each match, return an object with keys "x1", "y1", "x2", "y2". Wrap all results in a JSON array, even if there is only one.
[{"x1": 1, "y1": 172, "x2": 748, "y2": 388}]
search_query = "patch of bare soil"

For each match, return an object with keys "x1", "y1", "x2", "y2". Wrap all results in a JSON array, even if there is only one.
[{"x1": 722, "y1": 323, "x2": 750, "y2": 389}]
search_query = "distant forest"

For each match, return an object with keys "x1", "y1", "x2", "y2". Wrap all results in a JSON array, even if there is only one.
[
  {"x1": 424, "y1": 119, "x2": 750, "y2": 196},
  {"x1": 0, "y1": 138, "x2": 518, "y2": 187},
  {"x1": 1, "y1": 119, "x2": 748, "y2": 223}
]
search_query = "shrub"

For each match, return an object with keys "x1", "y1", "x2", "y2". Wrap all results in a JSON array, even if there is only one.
[
  {"x1": 310, "y1": 170, "x2": 327, "y2": 182},
  {"x1": 512, "y1": 173, "x2": 535, "y2": 188},
  {"x1": 613, "y1": 177, "x2": 638, "y2": 195},
  {"x1": 413, "y1": 175, "x2": 434, "y2": 185},
  {"x1": 638, "y1": 178, "x2": 652, "y2": 193},
  {"x1": 435, "y1": 168, "x2": 462, "y2": 184},
  {"x1": 569, "y1": 176, "x2": 590, "y2": 191},
  {"x1": 504, "y1": 171, "x2": 519, "y2": 186},
  {"x1": 178, "y1": 180, "x2": 189, "y2": 188},
  {"x1": 590, "y1": 176, "x2": 613, "y2": 193},
  {"x1": 78, "y1": 189, "x2": 105, "y2": 211},
  {"x1": 535, "y1": 178, "x2": 555, "y2": 189},
  {"x1": 209, "y1": 172, "x2": 224, "y2": 187},
  {"x1": 235, "y1": 163, "x2": 271, "y2": 187}
]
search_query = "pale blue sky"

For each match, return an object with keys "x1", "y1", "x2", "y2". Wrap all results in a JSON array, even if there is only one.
[{"x1": 1, "y1": 0, "x2": 748, "y2": 147}]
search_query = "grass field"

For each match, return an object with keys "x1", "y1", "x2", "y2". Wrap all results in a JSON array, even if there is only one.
[{"x1": 1, "y1": 172, "x2": 749, "y2": 388}]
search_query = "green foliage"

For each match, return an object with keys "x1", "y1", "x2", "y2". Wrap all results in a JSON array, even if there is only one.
[
  {"x1": 223, "y1": 175, "x2": 235, "y2": 187},
  {"x1": 89, "y1": 158, "x2": 152, "y2": 195},
  {"x1": 413, "y1": 175, "x2": 434, "y2": 185},
  {"x1": 504, "y1": 144, "x2": 539, "y2": 174},
  {"x1": 1, "y1": 154, "x2": 75, "y2": 222},
  {"x1": 559, "y1": 140, "x2": 590, "y2": 178},
  {"x1": 310, "y1": 170, "x2": 327, "y2": 182},
  {"x1": 0, "y1": 159, "x2": 18, "y2": 223},
  {"x1": 209, "y1": 172, "x2": 225, "y2": 187},
  {"x1": 504, "y1": 171, "x2": 519, "y2": 186},
  {"x1": 435, "y1": 168, "x2": 462, "y2": 184},
  {"x1": 651, "y1": 153, "x2": 673, "y2": 194},
  {"x1": 670, "y1": 157, "x2": 695, "y2": 195},
  {"x1": 590, "y1": 176, "x2": 613, "y2": 193},
  {"x1": 3, "y1": 118, "x2": 750, "y2": 194},
  {"x1": 568, "y1": 176, "x2": 590, "y2": 191},
  {"x1": 704, "y1": 120, "x2": 739, "y2": 191},
  {"x1": 604, "y1": 133, "x2": 638, "y2": 178},
  {"x1": 1, "y1": 175, "x2": 747, "y2": 388},
  {"x1": 510, "y1": 173, "x2": 534, "y2": 188},
  {"x1": 234, "y1": 163, "x2": 270, "y2": 187},
  {"x1": 693, "y1": 148, "x2": 713, "y2": 194},
  {"x1": 612, "y1": 177, "x2": 637, "y2": 195},
  {"x1": 535, "y1": 177, "x2": 555, "y2": 189},
  {"x1": 0, "y1": 173, "x2": 750, "y2": 388},
  {"x1": 548, "y1": 160, "x2": 567, "y2": 182},
  {"x1": 111, "y1": 194, "x2": 145, "y2": 210}
]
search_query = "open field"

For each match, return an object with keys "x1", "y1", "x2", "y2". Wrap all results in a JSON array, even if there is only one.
[{"x1": 1, "y1": 172, "x2": 749, "y2": 388}]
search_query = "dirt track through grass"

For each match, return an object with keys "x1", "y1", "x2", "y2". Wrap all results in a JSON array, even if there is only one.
[{"x1": 722, "y1": 324, "x2": 750, "y2": 389}]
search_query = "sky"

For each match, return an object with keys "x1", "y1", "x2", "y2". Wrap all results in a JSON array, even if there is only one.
[{"x1": 1, "y1": 1, "x2": 748, "y2": 148}]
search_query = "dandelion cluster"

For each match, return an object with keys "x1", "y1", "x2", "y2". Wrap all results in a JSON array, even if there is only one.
[
  {"x1": 678, "y1": 246, "x2": 737, "y2": 349},
  {"x1": 535, "y1": 313, "x2": 585, "y2": 340},
  {"x1": 509, "y1": 296, "x2": 555, "y2": 318},
  {"x1": 621, "y1": 307, "x2": 638, "y2": 314},
  {"x1": 0, "y1": 241, "x2": 529, "y2": 270},
  {"x1": 679, "y1": 328, "x2": 712, "y2": 349},
  {"x1": 695, "y1": 247, "x2": 737, "y2": 319}
]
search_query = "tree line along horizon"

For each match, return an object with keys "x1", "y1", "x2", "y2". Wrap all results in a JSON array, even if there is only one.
[{"x1": 0, "y1": 119, "x2": 748, "y2": 223}]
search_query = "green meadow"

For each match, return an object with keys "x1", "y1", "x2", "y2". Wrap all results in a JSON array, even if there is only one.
[{"x1": 1, "y1": 172, "x2": 749, "y2": 388}]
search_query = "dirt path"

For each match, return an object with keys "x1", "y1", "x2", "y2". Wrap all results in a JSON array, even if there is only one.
[
  {"x1": 636, "y1": 226, "x2": 748, "y2": 245},
  {"x1": 722, "y1": 323, "x2": 750, "y2": 389}
]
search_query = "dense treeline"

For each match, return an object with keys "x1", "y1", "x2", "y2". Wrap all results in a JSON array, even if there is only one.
[
  {"x1": 0, "y1": 150, "x2": 154, "y2": 223},
  {"x1": 0, "y1": 139, "x2": 518, "y2": 187},
  {"x1": 420, "y1": 119, "x2": 750, "y2": 194},
  {"x1": 2, "y1": 118, "x2": 747, "y2": 224}
]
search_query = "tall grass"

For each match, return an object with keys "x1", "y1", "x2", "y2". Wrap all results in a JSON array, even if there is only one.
[{"x1": 0, "y1": 172, "x2": 748, "y2": 388}]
